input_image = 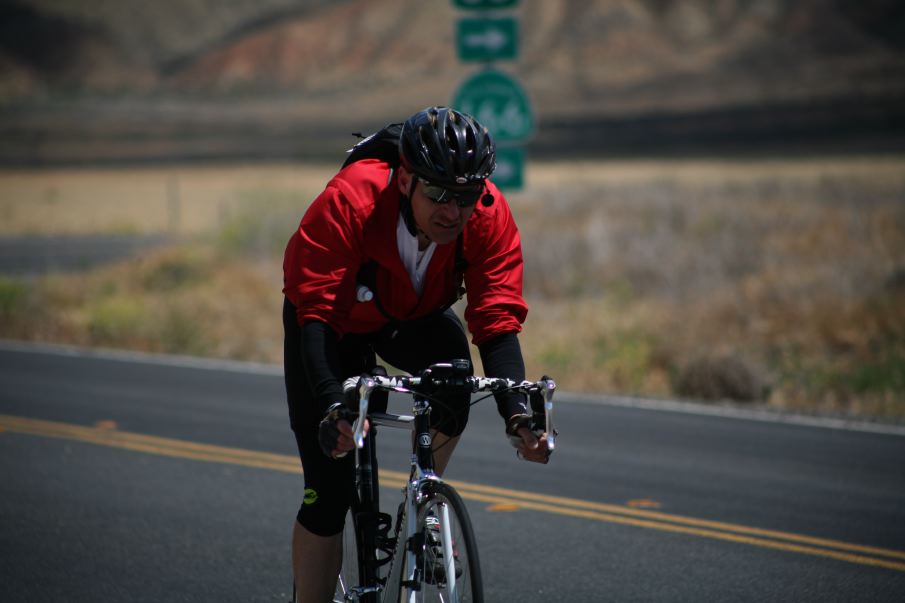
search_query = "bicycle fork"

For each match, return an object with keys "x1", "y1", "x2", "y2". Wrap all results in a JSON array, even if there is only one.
[
  {"x1": 437, "y1": 502, "x2": 458, "y2": 602},
  {"x1": 398, "y1": 479, "x2": 459, "y2": 602},
  {"x1": 397, "y1": 397, "x2": 460, "y2": 602}
]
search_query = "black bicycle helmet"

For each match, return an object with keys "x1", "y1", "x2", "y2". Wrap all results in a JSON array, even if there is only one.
[{"x1": 399, "y1": 107, "x2": 496, "y2": 187}]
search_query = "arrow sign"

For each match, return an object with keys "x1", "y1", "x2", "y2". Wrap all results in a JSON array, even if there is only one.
[
  {"x1": 457, "y1": 18, "x2": 518, "y2": 62},
  {"x1": 465, "y1": 28, "x2": 506, "y2": 52}
]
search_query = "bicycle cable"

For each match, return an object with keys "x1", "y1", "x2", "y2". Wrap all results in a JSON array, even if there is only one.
[
  {"x1": 364, "y1": 382, "x2": 530, "y2": 456},
  {"x1": 430, "y1": 385, "x2": 526, "y2": 455}
]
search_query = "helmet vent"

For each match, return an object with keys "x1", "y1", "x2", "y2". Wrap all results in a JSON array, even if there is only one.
[{"x1": 399, "y1": 106, "x2": 496, "y2": 186}]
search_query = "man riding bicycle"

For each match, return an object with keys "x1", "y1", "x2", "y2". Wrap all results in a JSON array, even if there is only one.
[{"x1": 282, "y1": 106, "x2": 550, "y2": 602}]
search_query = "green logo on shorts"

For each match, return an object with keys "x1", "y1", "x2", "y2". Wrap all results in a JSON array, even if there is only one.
[{"x1": 303, "y1": 488, "x2": 318, "y2": 505}]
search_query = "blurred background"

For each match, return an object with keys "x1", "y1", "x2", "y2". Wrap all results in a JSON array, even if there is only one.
[{"x1": 1, "y1": 0, "x2": 904, "y2": 419}]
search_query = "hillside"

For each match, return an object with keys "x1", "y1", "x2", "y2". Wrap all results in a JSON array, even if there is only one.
[{"x1": 1, "y1": 0, "x2": 905, "y2": 163}]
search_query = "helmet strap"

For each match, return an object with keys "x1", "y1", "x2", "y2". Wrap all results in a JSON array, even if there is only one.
[{"x1": 399, "y1": 177, "x2": 420, "y2": 238}]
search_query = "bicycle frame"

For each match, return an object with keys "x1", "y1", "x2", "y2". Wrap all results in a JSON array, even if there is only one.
[
  {"x1": 348, "y1": 397, "x2": 440, "y2": 602},
  {"x1": 339, "y1": 365, "x2": 557, "y2": 603}
]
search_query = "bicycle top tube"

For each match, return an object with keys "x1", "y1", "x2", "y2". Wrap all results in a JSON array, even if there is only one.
[{"x1": 343, "y1": 361, "x2": 556, "y2": 454}]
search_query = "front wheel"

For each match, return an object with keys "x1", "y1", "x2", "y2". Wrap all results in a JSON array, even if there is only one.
[{"x1": 404, "y1": 482, "x2": 483, "y2": 602}]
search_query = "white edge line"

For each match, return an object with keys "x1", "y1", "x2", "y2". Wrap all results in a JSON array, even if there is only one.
[
  {"x1": 2, "y1": 338, "x2": 903, "y2": 437},
  {"x1": 566, "y1": 391, "x2": 905, "y2": 437}
]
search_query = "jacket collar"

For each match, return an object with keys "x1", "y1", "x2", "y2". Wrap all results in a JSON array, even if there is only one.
[{"x1": 362, "y1": 180, "x2": 461, "y2": 305}]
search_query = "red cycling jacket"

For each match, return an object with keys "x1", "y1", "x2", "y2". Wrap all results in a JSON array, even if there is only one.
[{"x1": 283, "y1": 159, "x2": 528, "y2": 345}]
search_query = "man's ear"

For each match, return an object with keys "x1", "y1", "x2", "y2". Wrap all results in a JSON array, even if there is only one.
[{"x1": 397, "y1": 165, "x2": 413, "y2": 195}]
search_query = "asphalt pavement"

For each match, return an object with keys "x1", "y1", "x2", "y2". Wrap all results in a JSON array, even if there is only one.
[{"x1": 1, "y1": 341, "x2": 904, "y2": 602}]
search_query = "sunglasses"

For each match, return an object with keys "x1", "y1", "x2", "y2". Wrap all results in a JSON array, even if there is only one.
[{"x1": 419, "y1": 178, "x2": 483, "y2": 208}]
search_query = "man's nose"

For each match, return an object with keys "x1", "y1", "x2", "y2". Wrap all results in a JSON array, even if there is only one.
[{"x1": 437, "y1": 202, "x2": 461, "y2": 219}]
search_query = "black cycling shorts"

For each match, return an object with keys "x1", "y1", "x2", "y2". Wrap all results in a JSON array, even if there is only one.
[{"x1": 283, "y1": 298, "x2": 472, "y2": 536}]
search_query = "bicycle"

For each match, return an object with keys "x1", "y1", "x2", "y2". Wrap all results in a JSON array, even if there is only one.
[{"x1": 326, "y1": 358, "x2": 557, "y2": 603}]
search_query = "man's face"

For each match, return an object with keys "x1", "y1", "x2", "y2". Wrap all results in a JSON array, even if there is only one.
[{"x1": 400, "y1": 169, "x2": 479, "y2": 245}]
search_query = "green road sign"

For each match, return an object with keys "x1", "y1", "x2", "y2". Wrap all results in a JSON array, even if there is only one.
[
  {"x1": 452, "y1": 69, "x2": 535, "y2": 142},
  {"x1": 452, "y1": 0, "x2": 518, "y2": 9},
  {"x1": 457, "y1": 18, "x2": 518, "y2": 62},
  {"x1": 492, "y1": 146, "x2": 525, "y2": 190}
]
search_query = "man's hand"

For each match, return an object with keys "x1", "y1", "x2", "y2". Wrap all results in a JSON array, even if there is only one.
[
  {"x1": 507, "y1": 414, "x2": 552, "y2": 464},
  {"x1": 318, "y1": 403, "x2": 369, "y2": 459}
]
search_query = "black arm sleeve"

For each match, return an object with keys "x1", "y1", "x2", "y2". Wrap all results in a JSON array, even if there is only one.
[
  {"x1": 478, "y1": 331, "x2": 529, "y2": 421},
  {"x1": 301, "y1": 320, "x2": 345, "y2": 417}
]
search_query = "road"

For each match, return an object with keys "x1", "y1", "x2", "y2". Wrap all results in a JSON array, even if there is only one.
[
  {"x1": 1, "y1": 341, "x2": 904, "y2": 602},
  {"x1": 0, "y1": 235, "x2": 170, "y2": 276}
]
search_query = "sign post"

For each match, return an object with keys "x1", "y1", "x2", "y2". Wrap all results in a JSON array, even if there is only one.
[{"x1": 451, "y1": 0, "x2": 531, "y2": 191}]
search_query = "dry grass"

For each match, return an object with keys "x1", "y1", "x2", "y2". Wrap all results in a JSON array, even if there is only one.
[
  {"x1": 1, "y1": 156, "x2": 904, "y2": 419},
  {"x1": 0, "y1": 245, "x2": 284, "y2": 361},
  {"x1": 515, "y1": 156, "x2": 905, "y2": 417}
]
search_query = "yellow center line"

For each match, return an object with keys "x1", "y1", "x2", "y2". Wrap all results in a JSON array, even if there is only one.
[
  {"x1": 1, "y1": 414, "x2": 296, "y2": 468},
  {"x1": 442, "y1": 478, "x2": 905, "y2": 563},
  {"x1": 3, "y1": 413, "x2": 904, "y2": 573}
]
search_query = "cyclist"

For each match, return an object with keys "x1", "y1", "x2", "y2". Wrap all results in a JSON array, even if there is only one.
[{"x1": 282, "y1": 106, "x2": 550, "y2": 602}]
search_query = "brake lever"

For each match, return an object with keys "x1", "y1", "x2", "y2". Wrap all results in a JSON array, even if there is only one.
[
  {"x1": 345, "y1": 375, "x2": 376, "y2": 449},
  {"x1": 540, "y1": 376, "x2": 556, "y2": 451},
  {"x1": 527, "y1": 377, "x2": 557, "y2": 451}
]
